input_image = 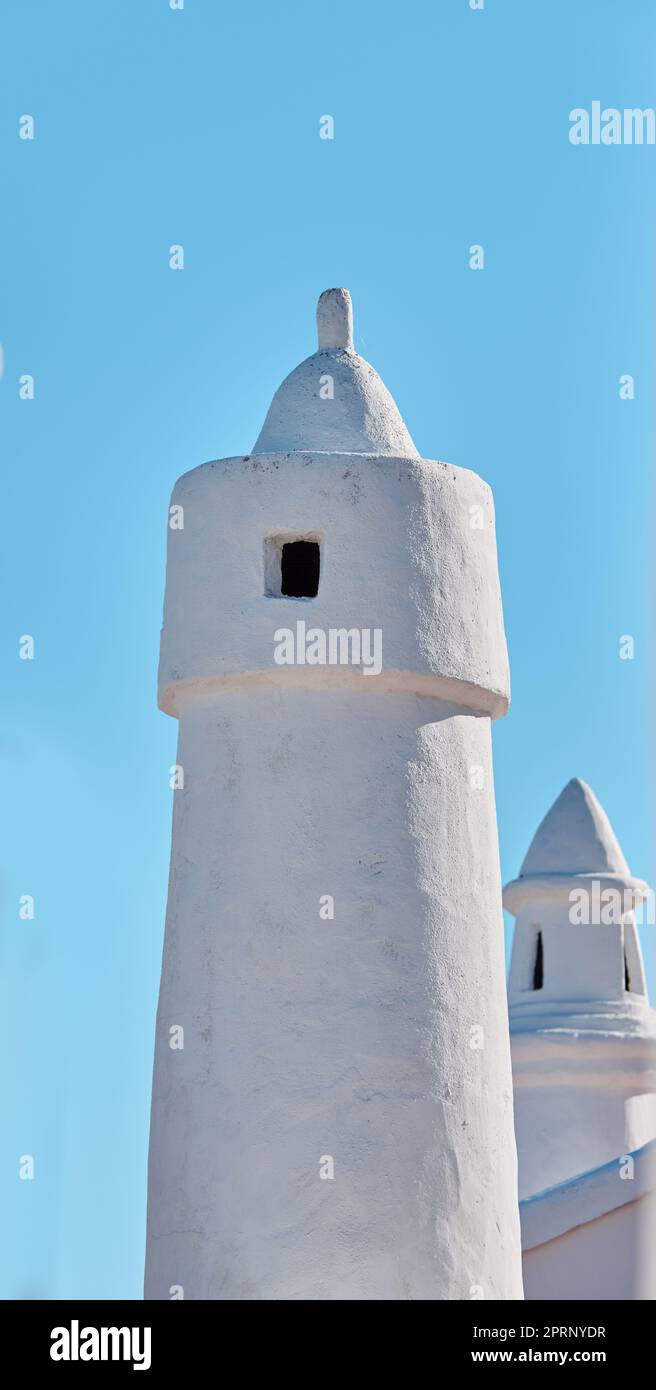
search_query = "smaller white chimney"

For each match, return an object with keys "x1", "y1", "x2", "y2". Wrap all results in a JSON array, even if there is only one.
[{"x1": 505, "y1": 777, "x2": 656, "y2": 1200}]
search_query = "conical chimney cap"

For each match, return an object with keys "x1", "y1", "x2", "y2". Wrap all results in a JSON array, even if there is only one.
[
  {"x1": 503, "y1": 778, "x2": 649, "y2": 915},
  {"x1": 253, "y1": 289, "x2": 419, "y2": 458}
]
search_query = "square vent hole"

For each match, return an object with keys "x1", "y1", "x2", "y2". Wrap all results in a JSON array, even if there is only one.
[{"x1": 265, "y1": 533, "x2": 322, "y2": 598}]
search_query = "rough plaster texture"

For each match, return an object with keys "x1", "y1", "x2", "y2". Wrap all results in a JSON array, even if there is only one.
[
  {"x1": 146, "y1": 289, "x2": 522, "y2": 1300},
  {"x1": 504, "y1": 779, "x2": 656, "y2": 1292},
  {"x1": 158, "y1": 452, "x2": 509, "y2": 721},
  {"x1": 146, "y1": 690, "x2": 521, "y2": 1299}
]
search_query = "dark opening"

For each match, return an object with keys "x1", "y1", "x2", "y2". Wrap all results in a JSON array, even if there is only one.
[
  {"x1": 281, "y1": 540, "x2": 320, "y2": 598},
  {"x1": 532, "y1": 931, "x2": 544, "y2": 990},
  {"x1": 624, "y1": 951, "x2": 631, "y2": 992}
]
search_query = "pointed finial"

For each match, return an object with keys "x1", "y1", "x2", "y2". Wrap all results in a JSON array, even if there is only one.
[{"x1": 317, "y1": 287, "x2": 354, "y2": 351}]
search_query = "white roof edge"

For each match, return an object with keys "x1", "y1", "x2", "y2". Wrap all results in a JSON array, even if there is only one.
[
  {"x1": 520, "y1": 1137, "x2": 656, "y2": 1251},
  {"x1": 503, "y1": 871, "x2": 649, "y2": 916}
]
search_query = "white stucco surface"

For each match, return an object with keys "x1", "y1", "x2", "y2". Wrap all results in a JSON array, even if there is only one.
[
  {"x1": 145, "y1": 289, "x2": 523, "y2": 1300},
  {"x1": 158, "y1": 453, "x2": 509, "y2": 720},
  {"x1": 520, "y1": 1140, "x2": 656, "y2": 1299},
  {"x1": 146, "y1": 690, "x2": 521, "y2": 1299},
  {"x1": 522, "y1": 1190, "x2": 655, "y2": 1301}
]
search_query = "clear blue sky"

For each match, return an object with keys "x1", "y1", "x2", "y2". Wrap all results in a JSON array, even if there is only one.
[{"x1": 1, "y1": 0, "x2": 653, "y2": 1298}]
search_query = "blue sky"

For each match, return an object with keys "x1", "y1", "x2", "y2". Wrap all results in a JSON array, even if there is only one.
[{"x1": 1, "y1": 0, "x2": 653, "y2": 1298}]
